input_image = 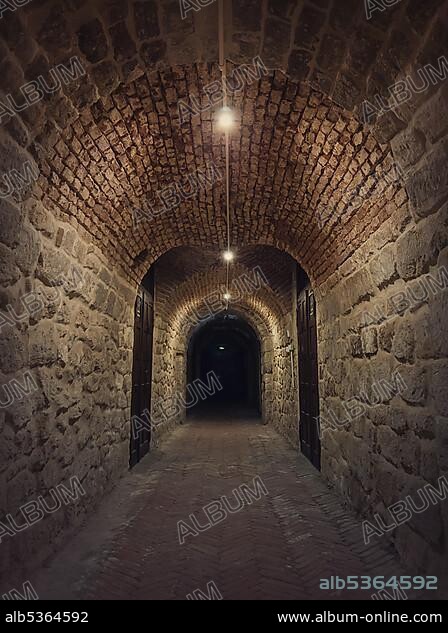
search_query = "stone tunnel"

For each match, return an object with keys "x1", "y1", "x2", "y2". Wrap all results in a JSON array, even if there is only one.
[{"x1": 0, "y1": 0, "x2": 447, "y2": 605}]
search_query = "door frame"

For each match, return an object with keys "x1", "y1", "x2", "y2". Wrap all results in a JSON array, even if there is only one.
[
  {"x1": 129, "y1": 270, "x2": 154, "y2": 468},
  {"x1": 297, "y1": 266, "x2": 321, "y2": 470}
]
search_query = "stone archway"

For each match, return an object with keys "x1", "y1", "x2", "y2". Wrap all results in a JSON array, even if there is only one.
[
  {"x1": 145, "y1": 246, "x2": 296, "y2": 442},
  {"x1": 186, "y1": 312, "x2": 262, "y2": 417}
]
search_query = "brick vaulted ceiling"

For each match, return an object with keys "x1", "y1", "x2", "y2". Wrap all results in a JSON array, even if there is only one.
[
  {"x1": 1, "y1": 0, "x2": 446, "y2": 286},
  {"x1": 155, "y1": 244, "x2": 294, "y2": 322}
]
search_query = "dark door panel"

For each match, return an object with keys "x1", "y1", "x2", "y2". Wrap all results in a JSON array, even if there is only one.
[
  {"x1": 297, "y1": 277, "x2": 321, "y2": 470},
  {"x1": 130, "y1": 285, "x2": 154, "y2": 468}
]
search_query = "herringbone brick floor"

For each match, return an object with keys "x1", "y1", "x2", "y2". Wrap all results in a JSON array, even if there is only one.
[{"x1": 33, "y1": 417, "x2": 437, "y2": 600}]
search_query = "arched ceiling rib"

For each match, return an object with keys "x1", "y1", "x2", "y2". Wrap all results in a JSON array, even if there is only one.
[{"x1": 154, "y1": 246, "x2": 293, "y2": 347}]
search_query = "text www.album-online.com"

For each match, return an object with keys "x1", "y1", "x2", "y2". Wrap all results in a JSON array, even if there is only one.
[{"x1": 277, "y1": 612, "x2": 443, "y2": 623}]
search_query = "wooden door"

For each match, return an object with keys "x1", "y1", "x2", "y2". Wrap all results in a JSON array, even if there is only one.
[
  {"x1": 297, "y1": 281, "x2": 321, "y2": 470},
  {"x1": 129, "y1": 286, "x2": 154, "y2": 468}
]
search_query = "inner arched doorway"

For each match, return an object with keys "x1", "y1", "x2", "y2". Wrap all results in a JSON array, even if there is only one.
[{"x1": 186, "y1": 313, "x2": 262, "y2": 418}]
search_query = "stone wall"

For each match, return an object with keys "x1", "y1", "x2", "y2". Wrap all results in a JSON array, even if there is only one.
[
  {"x1": 271, "y1": 311, "x2": 298, "y2": 446},
  {"x1": 316, "y1": 77, "x2": 448, "y2": 580},
  {"x1": 0, "y1": 186, "x2": 136, "y2": 586}
]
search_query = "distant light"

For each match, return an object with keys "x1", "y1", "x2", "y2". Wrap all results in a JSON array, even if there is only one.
[
  {"x1": 223, "y1": 250, "x2": 234, "y2": 262},
  {"x1": 216, "y1": 106, "x2": 234, "y2": 131},
  {"x1": 223, "y1": 292, "x2": 231, "y2": 301},
  {"x1": 218, "y1": 346, "x2": 225, "y2": 350}
]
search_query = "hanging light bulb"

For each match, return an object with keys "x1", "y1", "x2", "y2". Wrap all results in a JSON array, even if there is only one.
[
  {"x1": 223, "y1": 292, "x2": 231, "y2": 301},
  {"x1": 222, "y1": 249, "x2": 234, "y2": 262},
  {"x1": 216, "y1": 106, "x2": 234, "y2": 131}
]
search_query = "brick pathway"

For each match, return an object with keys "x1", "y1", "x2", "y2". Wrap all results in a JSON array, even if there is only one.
[{"x1": 33, "y1": 417, "x2": 434, "y2": 601}]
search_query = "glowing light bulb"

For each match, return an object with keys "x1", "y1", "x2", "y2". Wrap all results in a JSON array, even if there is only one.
[
  {"x1": 217, "y1": 106, "x2": 234, "y2": 131},
  {"x1": 223, "y1": 250, "x2": 234, "y2": 262},
  {"x1": 223, "y1": 293, "x2": 231, "y2": 301}
]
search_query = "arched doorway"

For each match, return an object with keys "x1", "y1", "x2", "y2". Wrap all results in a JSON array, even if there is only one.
[{"x1": 187, "y1": 313, "x2": 261, "y2": 418}]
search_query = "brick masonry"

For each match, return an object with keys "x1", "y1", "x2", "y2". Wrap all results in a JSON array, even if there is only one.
[{"x1": 0, "y1": 0, "x2": 447, "y2": 587}]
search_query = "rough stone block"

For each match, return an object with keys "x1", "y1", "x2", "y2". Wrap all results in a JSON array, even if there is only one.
[
  {"x1": 134, "y1": 1, "x2": 159, "y2": 40},
  {"x1": 287, "y1": 48, "x2": 313, "y2": 81},
  {"x1": 405, "y1": 140, "x2": 448, "y2": 218},
  {"x1": 398, "y1": 364, "x2": 427, "y2": 406},
  {"x1": 378, "y1": 318, "x2": 396, "y2": 352},
  {"x1": 0, "y1": 197, "x2": 24, "y2": 248},
  {"x1": 369, "y1": 243, "x2": 397, "y2": 289},
  {"x1": 349, "y1": 334, "x2": 362, "y2": 357},
  {"x1": 415, "y1": 292, "x2": 448, "y2": 360},
  {"x1": 78, "y1": 19, "x2": 109, "y2": 63},
  {"x1": 0, "y1": 243, "x2": 20, "y2": 286},
  {"x1": 361, "y1": 327, "x2": 378, "y2": 356},
  {"x1": 29, "y1": 321, "x2": 59, "y2": 367},
  {"x1": 110, "y1": 21, "x2": 136, "y2": 61},
  {"x1": 429, "y1": 363, "x2": 448, "y2": 417},
  {"x1": 419, "y1": 440, "x2": 439, "y2": 484},
  {"x1": 14, "y1": 223, "x2": 41, "y2": 276},
  {"x1": 0, "y1": 329, "x2": 27, "y2": 373},
  {"x1": 415, "y1": 83, "x2": 448, "y2": 144},
  {"x1": 396, "y1": 218, "x2": 445, "y2": 281},
  {"x1": 26, "y1": 198, "x2": 56, "y2": 239},
  {"x1": 346, "y1": 268, "x2": 375, "y2": 308},
  {"x1": 36, "y1": 245, "x2": 71, "y2": 287},
  {"x1": 392, "y1": 316, "x2": 415, "y2": 363},
  {"x1": 376, "y1": 425, "x2": 401, "y2": 468},
  {"x1": 139, "y1": 40, "x2": 167, "y2": 67},
  {"x1": 391, "y1": 126, "x2": 426, "y2": 170},
  {"x1": 262, "y1": 18, "x2": 292, "y2": 67},
  {"x1": 435, "y1": 417, "x2": 448, "y2": 472}
]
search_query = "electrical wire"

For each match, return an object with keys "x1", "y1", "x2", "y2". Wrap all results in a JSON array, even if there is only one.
[{"x1": 218, "y1": 0, "x2": 231, "y2": 308}]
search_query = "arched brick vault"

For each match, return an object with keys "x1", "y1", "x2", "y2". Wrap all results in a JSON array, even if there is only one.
[
  {"x1": 1, "y1": 0, "x2": 446, "y2": 286},
  {"x1": 150, "y1": 246, "x2": 297, "y2": 436},
  {"x1": 38, "y1": 67, "x2": 401, "y2": 286},
  {"x1": 1, "y1": 0, "x2": 448, "y2": 588}
]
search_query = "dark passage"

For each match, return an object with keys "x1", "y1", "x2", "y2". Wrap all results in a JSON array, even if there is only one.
[{"x1": 187, "y1": 314, "x2": 261, "y2": 417}]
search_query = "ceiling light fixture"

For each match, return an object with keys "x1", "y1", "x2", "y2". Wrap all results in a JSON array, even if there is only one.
[
  {"x1": 223, "y1": 249, "x2": 234, "y2": 262},
  {"x1": 216, "y1": 106, "x2": 234, "y2": 131}
]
